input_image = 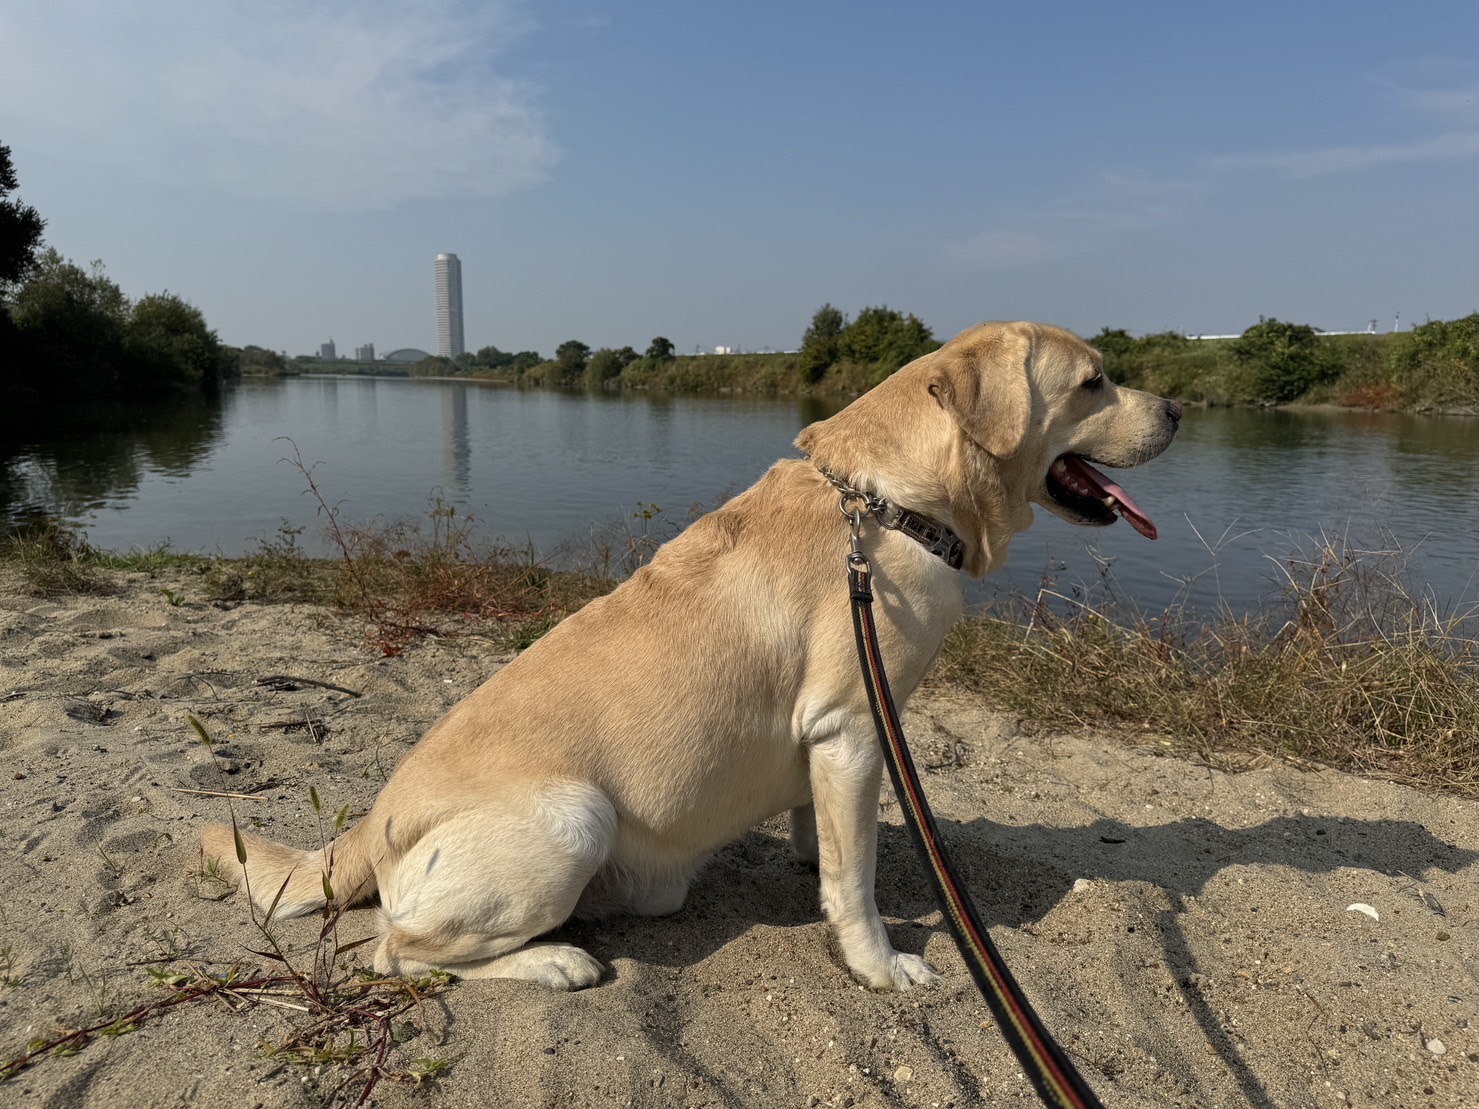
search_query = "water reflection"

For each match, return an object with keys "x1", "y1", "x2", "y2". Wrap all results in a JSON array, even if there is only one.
[
  {"x1": 2, "y1": 382, "x2": 1474, "y2": 616},
  {"x1": 442, "y1": 384, "x2": 470, "y2": 496},
  {"x1": 2, "y1": 394, "x2": 225, "y2": 528}
]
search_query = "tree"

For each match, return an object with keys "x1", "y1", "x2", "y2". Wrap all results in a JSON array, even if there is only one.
[
  {"x1": 126, "y1": 292, "x2": 226, "y2": 391},
  {"x1": 553, "y1": 340, "x2": 591, "y2": 385},
  {"x1": 1088, "y1": 327, "x2": 1194, "y2": 390},
  {"x1": 1230, "y1": 317, "x2": 1337, "y2": 404},
  {"x1": 471, "y1": 344, "x2": 515, "y2": 370},
  {"x1": 799, "y1": 304, "x2": 846, "y2": 385},
  {"x1": 238, "y1": 345, "x2": 287, "y2": 374},
  {"x1": 644, "y1": 336, "x2": 675, "y2": 363},
  {"x1": 586, "y1": 346, "x2": 638, "y2": 386},
  {"x1": 1088, "y1": 327, "x2": 1136, "y2": 360},
  {"x1": 0, "y1": 142, "x2": 45, "y2": 290},
  {"x1": 509, "y1": 350, "x2": 543, "y2": 376},
  {"x1": 838, "y1": 305, "x2": 937, "y2": 375},
  {"x1": 7, "y1": 248, "x2": 131, "y2": 394}
]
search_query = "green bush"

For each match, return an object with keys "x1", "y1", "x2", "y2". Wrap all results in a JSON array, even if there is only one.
[
  {"x1": 1091, "y1": 328, "x2": 1222, "y2": 398},
  {"x1": 797, "y1": 303, "x2": 938, "y2": 387},
  {"x1": 798, "y1": 304, "x2": 845, "y2": 386},
  {"x1": 1390, "y1": 313, "x2": 1479, "y2": 409},
  {"x1": 1229, "y1": 318, "x2": 1340, "y2": 405},
  {"x1": 584, "y1": 346, "x2": 638, "y2": 387}
]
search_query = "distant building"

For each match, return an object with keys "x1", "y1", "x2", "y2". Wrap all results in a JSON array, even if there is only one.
[
  {"x1": 383, "y1": 347, "x2": 434, "y2": 363},
  {"x1": 435, "y1": 253, "x2": 465, "y2": 358},
  {"x1": 320, "y1": 339, "x2": 337, "y2": 360},
  {"x1": 354, "y1": 343, "x2": 376, "y2": 362}
]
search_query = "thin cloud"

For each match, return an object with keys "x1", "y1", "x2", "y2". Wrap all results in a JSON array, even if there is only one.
[
  {"x1": 0, "y1": 0, "x2": 559, "y2": 210},
  {"x1": 1211, "y1": 129, "x2": 1479, "y2": 179},
  {"x1": 1211, "y1": 62, "x2": 1479, "y2": 180},
  {"x1": 949, "y1": 229, "x2": 1069, "y2": 271},
  {"x1": 950, "y1": 172, "x2": 1204, "y2": 271},
  {"x1": 1373, "y1": 58, "x2": 1479, "y2": 115}
]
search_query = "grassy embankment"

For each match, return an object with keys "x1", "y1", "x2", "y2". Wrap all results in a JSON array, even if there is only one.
[
  {"x1": 446, "y1": 312, "x2": 1479, "y2": 412},
  {"x1": 1091, "y1": 317, "x2": 1479, "y2": 413},
  {"x1": 277, "y1": 312, "x2": 1479, "y2": 411},
  {"x1": 5, "y1": 494, "x2": 1476, "y2": 798}
]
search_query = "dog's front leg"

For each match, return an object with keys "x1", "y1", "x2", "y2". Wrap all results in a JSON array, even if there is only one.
[{"x1": 808, "y1": 735, "x2": 939, "y2": 990}]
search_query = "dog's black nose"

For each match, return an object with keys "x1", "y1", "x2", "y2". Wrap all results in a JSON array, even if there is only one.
[{"x1": 1165, "y1": 398, "x2": 1184, "y2": 425}]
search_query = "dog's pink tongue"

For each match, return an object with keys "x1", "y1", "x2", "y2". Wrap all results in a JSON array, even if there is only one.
[{"x1": 1059, "y1": 457, "x2": 1158, "y2": 540}]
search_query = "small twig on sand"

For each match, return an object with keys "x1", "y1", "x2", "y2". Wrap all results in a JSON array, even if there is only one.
[
  {"x1": 170, "y1": 787, "x2": 267, "y2": 802},
  {"x1": 256, "y1": 674, "x2": 363, "y2": 698}
]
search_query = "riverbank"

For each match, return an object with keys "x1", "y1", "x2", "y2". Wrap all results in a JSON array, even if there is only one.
[
  {"x1": 2, "y1": 558, "x2": 1478, "y2": 1107},
  {"x1": 351, "y1": 312, "x2": 1479, "y2": 414}
]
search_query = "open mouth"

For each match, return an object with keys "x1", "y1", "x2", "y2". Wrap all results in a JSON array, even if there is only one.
[{"x1": 1046, "y1": 455, "x2": 1158, "y2": 540}]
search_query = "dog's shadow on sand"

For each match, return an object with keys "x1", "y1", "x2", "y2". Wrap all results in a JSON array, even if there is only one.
[
  {"x1": 559, "y1": 810, "x2": 1474, "y2": 1108},
  {"x1": 572, "y1": 809, "x2": 1474, "y2": 964}
]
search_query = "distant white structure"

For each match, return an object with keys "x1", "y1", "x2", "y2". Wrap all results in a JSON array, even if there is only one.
[
  {"x1": 354, "y1": 343, "x2": 376, "y2": 362},
  {"x1": 435, "y1": 253, "x2": 465, "y2": 358},
  {"x1": 1189, "y1": 317, "x2": 1398, "y2": 341},
  {"x1": 320, "y1": 339, "x2": 337, "y2": 360},
  {"x1": 715, "y1": 345, "x2": 734, "y2": 355},
  {"x1": 384, "y1": 347, "x2": 434, "y2": 363}
]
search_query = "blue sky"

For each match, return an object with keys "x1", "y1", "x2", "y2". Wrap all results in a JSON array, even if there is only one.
[{"x1": 3, "y1": 1, "x2": 1477, "y2": 358}]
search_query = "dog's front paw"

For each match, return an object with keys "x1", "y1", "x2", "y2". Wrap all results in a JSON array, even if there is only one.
[
  {"x1": 885, "y1": 952, "x2": 940, "y2": 991},
  {"x1": 855, "y1": 951, "x2": 940, "y2": 991}
]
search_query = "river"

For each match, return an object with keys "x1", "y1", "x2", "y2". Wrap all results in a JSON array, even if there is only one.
[{"x1": 4, "y1": 375, "x2": 1476, "y2": 617}]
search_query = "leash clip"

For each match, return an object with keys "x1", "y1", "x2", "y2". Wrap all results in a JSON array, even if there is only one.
[
  {"x1": 844, "y1": 501, "x2": 871, "y2": 578},
  {"x1": 820, "y1": 465, "x2": 879, "y2": 576}
]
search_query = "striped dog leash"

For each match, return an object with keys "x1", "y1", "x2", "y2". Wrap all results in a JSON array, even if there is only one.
[{"x1": 837, "y1": 488, "x2": 1105, "y2": 1109}]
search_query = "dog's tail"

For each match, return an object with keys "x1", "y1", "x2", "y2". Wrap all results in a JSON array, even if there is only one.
[{"x1": 200, "y1": 818, "x2": 379, "y2": 920}]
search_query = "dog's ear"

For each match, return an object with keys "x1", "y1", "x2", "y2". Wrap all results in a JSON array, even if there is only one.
[{"x1": 926, "y1": 326, "x2": 1033, "y2": 459}]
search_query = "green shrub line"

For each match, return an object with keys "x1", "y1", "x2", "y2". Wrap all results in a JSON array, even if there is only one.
[
  {"x1": 5, "y1": 506, "x2": 1477, "y2": 798},
  {"x1": 319, "y1": 311, "x2": 1479, "y2": 412},
  {"x1": 1090, "y1": 315, "x2": 1479, "y2": 412}
]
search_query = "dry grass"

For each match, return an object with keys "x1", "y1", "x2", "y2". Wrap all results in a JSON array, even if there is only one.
[
  {"x1": 0, "y1": 519, "x2": 110, "y2": 595},
  {"x1": 211, "y1": 443, "x2": 614, "y2": 656},
  {"x1": 9, "y1": 485, "x2": 1477, "y2": 797},
  {"x1": 315, "y1": 497, "x2": 604, "y2": 656},
  {"x1": 935, "y1": 534, "x2": 1479, "y2": 796}
]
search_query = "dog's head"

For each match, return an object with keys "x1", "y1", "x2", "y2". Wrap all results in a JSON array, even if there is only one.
[
  {"x1": 798, "y1": 320, "x2": 1181, "y2": 576},
  {"x1": 928, "y1": 321, "x2": 1181, "y2": 539}
]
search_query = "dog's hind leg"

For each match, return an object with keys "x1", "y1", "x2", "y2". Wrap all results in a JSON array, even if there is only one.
[
  {"x1": 808, "y1": 734, "x2": 939, "y2": 991},
  {"x1": 789, "y1": 802, "x2": 819, "y2": 866},
  {"x1": 374, "y1": 784, "x2": 615, "y2": 989},
  {"x1": 573, "y1": 843, "x2": 702, "y2": 919}
]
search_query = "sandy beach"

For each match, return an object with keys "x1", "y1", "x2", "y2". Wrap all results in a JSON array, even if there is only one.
[{"x1": 1, "y1": 566, "x2": 1475, "y2": 1107}]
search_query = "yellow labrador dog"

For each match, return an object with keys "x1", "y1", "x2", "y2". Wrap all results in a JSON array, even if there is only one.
[{"x1": 203, "y1": 321, "x2": 1180, "y2": 991}]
